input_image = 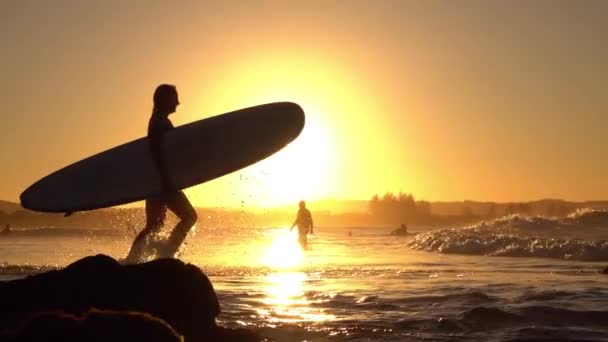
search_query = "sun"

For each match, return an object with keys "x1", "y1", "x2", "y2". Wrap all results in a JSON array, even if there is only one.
[
  {"x1": 185, "y1": 104, "x2": 335, "y2": 208},
  {"x1": 185, "y1": 52, "x2": 351, "y2": 208},
  {"x1": 245, "y1": 111, "x2": 333, "y2": 207}
]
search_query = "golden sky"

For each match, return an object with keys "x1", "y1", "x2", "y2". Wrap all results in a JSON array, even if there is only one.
[{"x1": 1, "y1": 0, "x2": 607, "y2": 208}]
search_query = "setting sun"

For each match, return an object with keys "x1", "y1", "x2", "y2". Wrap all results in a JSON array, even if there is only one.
[
  {"x1": 184, "y1": 56, "x2": 357, "y2": 208},
  {"x1": 245, "y1": 114, "x2": 333, "y2": 207}
]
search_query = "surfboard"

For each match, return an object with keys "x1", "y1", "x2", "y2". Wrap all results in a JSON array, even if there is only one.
[{"x1": 20, "y1": 102, "x2": 305, "y2": 213}]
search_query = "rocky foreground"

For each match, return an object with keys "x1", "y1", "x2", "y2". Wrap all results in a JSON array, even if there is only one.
[{"x1": 0, "y1": 255, "x2": 259, "y2": 341}]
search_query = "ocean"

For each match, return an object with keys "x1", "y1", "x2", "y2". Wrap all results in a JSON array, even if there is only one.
[{"x1": 1, "y1": 210, "x2": 608, "y2": 341}]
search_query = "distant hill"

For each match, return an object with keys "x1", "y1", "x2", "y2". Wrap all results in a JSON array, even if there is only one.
[
  {"x1": 0, "y1": 200, "x2": 21, "y2": 213},
  {"x1": 2, "y1": 197, "x2": 607, "y2": 220},
  {"x1": 430, "y1": 199, "x2": 608, "y2": 217},
  {"x1": 241, "y1": 197, "x2": 608, "y2": 217}
]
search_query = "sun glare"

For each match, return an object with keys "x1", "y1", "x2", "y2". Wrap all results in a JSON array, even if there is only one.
[
  {"x1": 260, "y1": 228, "x2": 304, "y2": 268},
  {"x1": 186, "y1": 54, "x2": 351, "y2": 208},
  {"x1": 248, "y1": 113, "x2": 333, "y2": 206}
]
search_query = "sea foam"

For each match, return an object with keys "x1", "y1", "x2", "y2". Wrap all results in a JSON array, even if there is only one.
[{"x1": 408, "y1": 209, "x2": 608, "y2": 260}]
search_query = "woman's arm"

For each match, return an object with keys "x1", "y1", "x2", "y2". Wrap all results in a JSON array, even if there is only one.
[{"x1": 149, "y1": 133, "x2": 174, "y2": 193}]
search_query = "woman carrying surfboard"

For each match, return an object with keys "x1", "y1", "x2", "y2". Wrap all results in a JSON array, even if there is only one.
[{"x1": 125, "y1": 84, "x2": 198, "y2": 262}]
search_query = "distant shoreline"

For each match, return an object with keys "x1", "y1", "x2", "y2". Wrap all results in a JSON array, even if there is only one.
[{"x1": 2, "y1": 198, "x2": 607, "y2": 230}]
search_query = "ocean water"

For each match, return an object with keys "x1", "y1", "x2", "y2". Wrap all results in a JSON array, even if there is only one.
[{"x1": 1, "y1": 210, "x2": 608, "y2": 341}]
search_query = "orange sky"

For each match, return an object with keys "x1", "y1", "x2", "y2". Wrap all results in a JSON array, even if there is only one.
[{"x1": 1, "y1": 1, "x2": 607, "y2": 208}]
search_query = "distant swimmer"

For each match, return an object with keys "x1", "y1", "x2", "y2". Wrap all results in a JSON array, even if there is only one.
[
  {"x1": 290, "y1": 200, "x2": 314, "y2": 248},
  {"x1": 391, "y1": 223, "x2": 409, "y2": 236},
  {"x1": 125, "y1": 84, "x2": 197, "y2": 263}
]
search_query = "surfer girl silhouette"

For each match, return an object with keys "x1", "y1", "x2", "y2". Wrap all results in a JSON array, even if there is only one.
[
  {"x1": 290, "y1": 200, "x2": 314, "y2": 248},
  {"x1": 125, "y1": 84, "x2": 198, "y2": 262}
]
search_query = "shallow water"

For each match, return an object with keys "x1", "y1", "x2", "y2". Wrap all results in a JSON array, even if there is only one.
[{"x1": 1, "y1": 219, "x2": 608, "y2": 341}]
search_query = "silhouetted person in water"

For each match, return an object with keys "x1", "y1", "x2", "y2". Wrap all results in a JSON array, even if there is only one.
[
  {"x1": 391, "y1": 223, "x2": 409, "y2": 236},
  {"x1": 290, "y1": 200, "x2": 314, "y2": 248},
  {"x1": 125, "y1": 84, "x2": 197, "y2": 262}
]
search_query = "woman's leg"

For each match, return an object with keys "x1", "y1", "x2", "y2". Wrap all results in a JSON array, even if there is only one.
[
  {"x1": 159, "y1": 191, "x2": 197, "y2": 258},
  {"x1": 125, "y1": 197, "x2": 166, "y2": 262}
]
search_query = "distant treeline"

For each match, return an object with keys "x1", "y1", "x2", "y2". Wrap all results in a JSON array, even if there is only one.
[
  {"x1": 368, "y1": 191, "x2": 608, "y2": 226},
  {"x1": 369, "y1": 192, "x2": 431, "y2": 224},
  {"x1": 369, "y1": 192, "x2": 474, "y2": 226}
]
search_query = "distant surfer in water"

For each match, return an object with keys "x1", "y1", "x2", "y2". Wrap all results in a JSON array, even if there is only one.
[
  {"x1": 390, "y1": 223, "x2": 409, "y2": 236},
  {"x1": 125, "y1": 84, "x2": 198, "y2": 262},
  {"x1": 290, "y1": 200, "x2": 314, "y2": 248}
]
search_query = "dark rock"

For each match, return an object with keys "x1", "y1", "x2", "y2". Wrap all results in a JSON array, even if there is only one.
[
  {"x1": 603, "y1": 266, "x2": 608, "y2": 274},
  {"x1": 0, "y1": 254, "x2": 260, "y2": 341},
  {"x1": 3, "y1": 309, "x2": 182, "y2": 342}
]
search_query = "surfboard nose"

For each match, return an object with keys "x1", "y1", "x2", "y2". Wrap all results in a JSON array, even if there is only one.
[
  {"x1": 20, "y1": 184, "x2": 38, "y2": 211},
  {"x1": 20, "y1": 175, "x2": 59, "y2": 212},
  {"x1": 276, "y1": 101, "x2": 305, "y2": 139}
]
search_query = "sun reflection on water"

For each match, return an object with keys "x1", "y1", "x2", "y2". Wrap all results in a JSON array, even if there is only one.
[
  {"x1": 260, "y1": 228, "x2": 304, "y2": 269},
  {"x1": 257, "y1": 228, "x2": 335, "y2": 323},
  {"x1": 259, "y1": 272, "x2": 335, "y2": 323}
]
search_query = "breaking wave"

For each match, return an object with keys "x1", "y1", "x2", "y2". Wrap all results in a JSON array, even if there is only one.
[{"x1": 408, "y1": 209, "x2": 608, "y2": 260}]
